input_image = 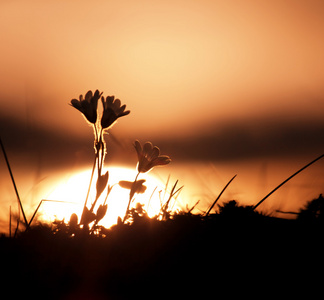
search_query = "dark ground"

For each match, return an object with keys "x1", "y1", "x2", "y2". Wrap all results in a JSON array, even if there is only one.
[{"x1": 1, "y1": 200, "x2": 324, "y2": 299}]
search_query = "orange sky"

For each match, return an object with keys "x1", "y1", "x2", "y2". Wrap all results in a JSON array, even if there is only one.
[
  {"x1": 1, "y1": 1, "x2": 324, "y2": 231},
  {"x1": 1, "y1": 0, "x2": 324, "y2": 140}
]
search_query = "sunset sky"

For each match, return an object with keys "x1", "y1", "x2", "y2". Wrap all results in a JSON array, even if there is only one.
[{"x1": 1, "y1": 0, "x2": 324, "y2": 229}]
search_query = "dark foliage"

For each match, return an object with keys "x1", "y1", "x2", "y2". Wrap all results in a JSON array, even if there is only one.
[
  {"x1": 1, "y1": 199, "x2": 324, "y2": 299},
  {"x1": 298, "y1": 194, "x2": 324, "y2": 225}
]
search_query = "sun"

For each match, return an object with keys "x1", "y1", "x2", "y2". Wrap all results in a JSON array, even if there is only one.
[{"x1": 38, "y1": 166, "x2": 179, "y2": 228}]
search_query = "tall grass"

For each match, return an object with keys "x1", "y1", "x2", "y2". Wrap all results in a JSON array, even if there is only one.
[{"x1": 0, "y1": 137, "x2": 28, "y2": 229}]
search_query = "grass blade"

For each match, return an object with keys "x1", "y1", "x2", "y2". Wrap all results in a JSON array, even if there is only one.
[
  {"x1": 205, "y1": 174, "x2": 237, "y2": 217},
  {"x1": 0, "y1": 137, "x2": 28, "y2": 228},
  {"x1": 9, "y1": 206, "x2": 11, "y2": 238},
  {"x1": 253, "y1": 154, "x2": 324, "y2": 210}
]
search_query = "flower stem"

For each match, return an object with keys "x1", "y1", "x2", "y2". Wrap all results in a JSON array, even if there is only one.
[
  {"x1": 123, "y1": 172, "x2": 140, "y2": 223},
  {"x1": 80, "y1": 124, "x2": 99, "y2": 224},
  {"x1": 80, "y1": 154, "x2": 97, "y2": 223}
]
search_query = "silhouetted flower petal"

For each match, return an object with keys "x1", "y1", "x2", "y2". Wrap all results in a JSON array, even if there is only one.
[
  {"x1": 70, "y1": 90, "x2": 102, "y2": 124},
  {"x1": 134, "y1": 140, "x2": 171, "y2": 173},
  {"x1": 101, "y1": 95, "x2": 130, "y2": 129}
]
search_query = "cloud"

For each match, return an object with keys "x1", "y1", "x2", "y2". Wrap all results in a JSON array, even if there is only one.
[
  {"x1": 2, "y1": 110, "x2": 324, "y2": 168},
  {"x1": 0, "y1": 114, "x2": 92, "y2": 170},
  {"x1": 156, "y1": 118, "x2": 324, "y2": 162},
  {"x1": 0, "y1": 113, "x2": 139, "y2": 172}
]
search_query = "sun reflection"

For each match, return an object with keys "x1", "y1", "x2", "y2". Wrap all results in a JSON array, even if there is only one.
[{"x1": 39, "y1": 167, "x2": 179, "y2": 228}]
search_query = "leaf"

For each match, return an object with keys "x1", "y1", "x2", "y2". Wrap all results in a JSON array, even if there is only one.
[
  {"x1": 96, "y1": 204, "x2": 108, "y2": 223},
  {"x1": 96, "y1": 171, "x2": 109, "y2": 200},
  {"x1": 80, "y1": 207, "x2": 96, "y2": 225}
]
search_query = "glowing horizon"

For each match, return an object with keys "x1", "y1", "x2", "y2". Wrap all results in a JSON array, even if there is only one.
[{"x1": 4, "y1": 166, "x2": 182, "y2": 231}]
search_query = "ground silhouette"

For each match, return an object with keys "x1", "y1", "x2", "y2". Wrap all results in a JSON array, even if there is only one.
[{"x1": 1, "y1": 198, "x2": 323, "y2": 299}]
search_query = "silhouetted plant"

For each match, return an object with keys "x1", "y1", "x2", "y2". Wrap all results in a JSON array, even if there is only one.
[
  {"x1": 69, "y1": 90, "x2": 172, "y2": 230},
  {"x1": 298, "y1": 194, "x2": 324, "y2": 225},
  {"x1": 128, "y1": 202, "x2": 150, "y2": 224},
  {"x1": 134, "y1": 140, "x2": 171, "y2": 173},
  {"x1": 121, "y1": 140, "x2": 171, "y2": 223},
  {"x1": 70, "y1": 89, "x2": 130, "y2": 231},
  {"x1": 217, "y1": 200, "x2": 257, "y2": 220},
  {"x1": 160, "y1": 179, "x2": 183, "y2": 220}
]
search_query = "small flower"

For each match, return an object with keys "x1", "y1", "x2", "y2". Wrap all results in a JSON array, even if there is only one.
[
  {"x1": 101, "y1": 95, "x2": 130, "y2": 129},
  {"x1": 134, "y1": 140, "x2": 171, "y2": 173},
  {"x1": 70, "y1": 90, "x2": 102, "y2": 124}
]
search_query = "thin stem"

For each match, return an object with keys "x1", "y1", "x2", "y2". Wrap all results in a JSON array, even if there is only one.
[
  {"x1": 103, "y1": 184, "x2": 115, "y2": 205},
  {"x1": 0, "y1": 137, "x2": 28, "y2": 228},
  {"x1": 99, "y1": 128, "x2": 105, "y2": 175},
  {"x1": 9, "y1": 206, "x2": 11, "y2": 238},
  {"x1": 93, "y1": 124, "x2": 98, "y2": 144},
  {"x1": 80, "y1": 155, "x2": 97, "y2": 224},
  {"x1": 84, "y1": 155, "x2": 97, "y2": 209},
  {"x1": 80, "y1": 126, "x2": 99, "y2": 223},
  {"x1": 123, "y1": 172, "x2": 140, "y2": 223}
]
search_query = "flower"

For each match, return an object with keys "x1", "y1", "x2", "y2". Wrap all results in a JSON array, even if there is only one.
[
  {"x1": 70, "y1": 90, "x2": 102, "y2": 124},
  {"x1": 101, "y1": 95, "x2": 130, "y2": 129},
  {"x1": 134, "y1": 140, "x2": 171, "y2": 173}
]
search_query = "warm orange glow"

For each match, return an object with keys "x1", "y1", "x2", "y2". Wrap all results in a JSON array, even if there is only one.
[
  {"x1": 0, "y1": 1, "x2": 324, "y2": 138},
  {"x1": 38, "y1": 167, "x2": 180, "y2": 228},
  {"x1": 1, "y1": 1, "x2": 324, "y2": 234}
]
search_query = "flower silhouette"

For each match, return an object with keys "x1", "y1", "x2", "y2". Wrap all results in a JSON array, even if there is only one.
[
  {"x1": 70, "y1": 90, "x2": 102, "y2": 124},
  {"x1": 134, "y1": 140, "x2": 171, "y2": 173},
  {"x1": 101, "y1": 95, "x2": 130, "y2": 129}
]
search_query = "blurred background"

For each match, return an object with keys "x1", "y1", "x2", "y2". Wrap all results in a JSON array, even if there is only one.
[{"x1": 1, "y1": 0, "x2": 324, "y2": 232}]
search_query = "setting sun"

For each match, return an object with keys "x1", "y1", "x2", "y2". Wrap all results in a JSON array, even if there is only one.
[{"x1": 38, "y1": 167, "x2": 179, "y2": 228}]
